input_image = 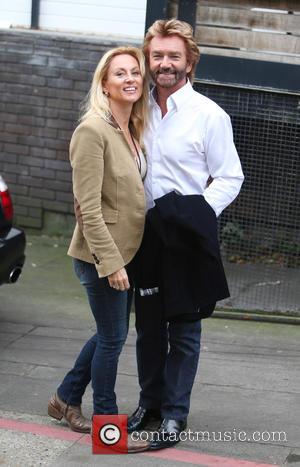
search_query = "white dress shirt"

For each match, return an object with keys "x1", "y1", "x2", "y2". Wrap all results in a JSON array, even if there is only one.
[{"x1": 144, "y1": 80, "x2": 244, "y2": 216}]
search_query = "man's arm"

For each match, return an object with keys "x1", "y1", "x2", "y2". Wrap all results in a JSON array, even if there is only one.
[{"x1": 203, "y1": 111, "x2": 244, "y2": 217}]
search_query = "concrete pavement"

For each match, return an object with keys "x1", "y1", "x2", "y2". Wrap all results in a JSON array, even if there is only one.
[{"x1": 0, "y1": 235, "x2": 299, "y2": 466}]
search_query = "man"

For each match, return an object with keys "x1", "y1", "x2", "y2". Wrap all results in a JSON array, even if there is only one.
[{"x1": 128, "y1": 19, "x2": 244, "y2": 450}]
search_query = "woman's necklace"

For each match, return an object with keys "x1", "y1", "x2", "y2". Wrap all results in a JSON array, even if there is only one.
[
  {"x1": 130, "y1": 132, "x2": 142, "y2": 174},
  {"x1": 122, "y1": 126, "x2": 142, "y2": 174},
  {"x1": 109, "y1": 112, "x2": 142, "y2": 174}
]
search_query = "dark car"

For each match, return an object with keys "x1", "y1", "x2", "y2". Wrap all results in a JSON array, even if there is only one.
[{"x1": 0, "y1": 175, "x2": 26, "y2": 285}]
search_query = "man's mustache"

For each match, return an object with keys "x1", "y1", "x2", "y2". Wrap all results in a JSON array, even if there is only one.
[{"x1": 156, "y1": 69, "x2": 176, "y2": 75}]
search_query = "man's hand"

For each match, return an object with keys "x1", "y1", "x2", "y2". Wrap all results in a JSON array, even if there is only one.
[{"x1": 108, "y1": 267, "x2": 130, "y2": 291}]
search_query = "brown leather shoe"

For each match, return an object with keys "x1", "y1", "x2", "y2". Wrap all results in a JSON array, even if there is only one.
[
  {"x1": 48, "y1": 393, "x2": 91, "y2": 433},
  {"x1": 127, "y1": 435, "x2": 150, "y2": 453},
  {"x1": 109, "y1": 435, "x2": 149, "y2": 454}
]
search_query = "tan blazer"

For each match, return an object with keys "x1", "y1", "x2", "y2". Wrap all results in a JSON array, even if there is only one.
[{"x1": 68, "y1": 115, "x2": 146, "y2": 277}]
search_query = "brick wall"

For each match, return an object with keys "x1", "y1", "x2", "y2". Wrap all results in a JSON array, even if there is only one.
[{"x1": 0, "y1": 29, "x2": 137, "y2": 231}]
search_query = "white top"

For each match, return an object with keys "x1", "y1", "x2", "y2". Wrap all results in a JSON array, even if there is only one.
[
  {"x1": 135, "y1": 149, "x2": 147, "y2": 181},
  {"x1": 143, "y1": 80, "x2": 244, "y2": 217}
]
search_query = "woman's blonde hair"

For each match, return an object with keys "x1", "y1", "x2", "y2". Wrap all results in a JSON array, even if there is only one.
[
  {"x1": 80, "y1": 46, "x2": 149, "y2": 144},
  {"x1": 143, "y1": 19, "x2": 200, "y2": 83}
]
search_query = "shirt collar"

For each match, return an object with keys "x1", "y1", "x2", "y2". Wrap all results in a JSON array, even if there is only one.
[
  {"x1": 150, "y1": 79, "x2": 193, "y2": 112},
  {"x1": 102, "y1": 111, "x2": 134, "y2": 133},
  {"x1": 104, "y1": 112, "x2": 120, "y2": 129}
]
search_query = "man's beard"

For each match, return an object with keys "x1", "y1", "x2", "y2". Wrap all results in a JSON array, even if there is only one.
[{"x1": 151, "y1": 67, "x2": 187, "y2": 88}]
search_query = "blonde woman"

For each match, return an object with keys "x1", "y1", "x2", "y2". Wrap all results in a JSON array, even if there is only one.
[{"x1": 48, "y1": 47, "x2": 149, "y2": 452}]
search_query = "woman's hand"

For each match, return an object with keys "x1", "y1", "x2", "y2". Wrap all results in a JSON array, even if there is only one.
[{"x1": 108, "y1": 267, "x2": 130, "y2": 291}]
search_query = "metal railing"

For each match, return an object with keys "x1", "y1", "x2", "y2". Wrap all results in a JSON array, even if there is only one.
[{"x1": 194, "y1": 81, "x2": 300, "y2": 313}]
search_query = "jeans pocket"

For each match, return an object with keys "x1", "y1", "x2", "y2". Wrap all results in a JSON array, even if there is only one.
[
  {"x1": 73, "y1": 258, "x2": 86, "y2": 281},
  {"x1": 73, "y1": 258, "x2": 101, "y2": 287}
]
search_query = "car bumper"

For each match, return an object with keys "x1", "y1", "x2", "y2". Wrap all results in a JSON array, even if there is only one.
[{"x1": 0, "y1": 227, "x2": 26, "y2": 285}]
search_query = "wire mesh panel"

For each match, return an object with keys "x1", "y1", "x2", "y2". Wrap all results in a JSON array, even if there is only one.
[{"x1": 194, "y1": 82, "x2": 300, "y2": 313}]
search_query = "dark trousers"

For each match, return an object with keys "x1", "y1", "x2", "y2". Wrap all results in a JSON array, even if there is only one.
[
  {"x1": 57, "y1": 259, "x2": 132, "y2": 415},
  {"x1": 135, "y1": 292, "x2": 201, "y2": 421}
]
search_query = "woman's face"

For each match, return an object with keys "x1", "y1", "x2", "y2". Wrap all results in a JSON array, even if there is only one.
[{"x1": 103, "y1": 54, "x2": 143, "y2": 106}]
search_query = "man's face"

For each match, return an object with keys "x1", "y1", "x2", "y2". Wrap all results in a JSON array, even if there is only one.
[{"x1": 148, "y1": 35, "x2": 192, "y2": 92}]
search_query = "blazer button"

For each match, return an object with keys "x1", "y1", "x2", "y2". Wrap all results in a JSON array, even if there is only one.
[{"x1": 92, "y1": 253, "x2": 100, "y2": 264}]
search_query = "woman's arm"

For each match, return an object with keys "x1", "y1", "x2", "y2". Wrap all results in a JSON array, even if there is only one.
[{"x1": 70, "y1": 122, "x2": 126, "y2": 278}]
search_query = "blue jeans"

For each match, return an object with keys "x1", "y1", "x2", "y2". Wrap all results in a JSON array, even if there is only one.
[
  {"x1": 135, "y1": 292, "x2": 201, "y2": 420},
  {"x1": 57, "y1": 259, "x2": 132, "y2": 415}
]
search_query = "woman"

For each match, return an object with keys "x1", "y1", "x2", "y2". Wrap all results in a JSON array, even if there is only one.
[{"x1": 47, "y1": 47, "x2": 148, "y2": 448}]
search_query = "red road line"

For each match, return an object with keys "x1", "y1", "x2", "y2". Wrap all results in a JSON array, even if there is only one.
[
  {"x1": 0, "y1": 417, "x2": 85, "y2": 443},
  {"x1": 143, "y1": 448, "x2": 278, "y2": 467},
  {"x1": 0, "y1": 417, "x2": 279, "y2": 467}
]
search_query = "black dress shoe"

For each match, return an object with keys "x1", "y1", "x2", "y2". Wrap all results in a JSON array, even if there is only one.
[
  {"x1": 149, "y1": 418, "x2": 187, "y2": 450},
  {"x1": 127, "y1": 406, "x2": 161, "y2": 433}
]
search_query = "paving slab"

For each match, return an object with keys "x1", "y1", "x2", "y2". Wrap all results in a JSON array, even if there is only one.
[
  {"x1": 221, "y1": 262, "x2": 300, "y2": 313},
  {"x1": 8, "y1": 334, "x2": 90, "y2": 352},
  {"x1": 30, "y1": 326, "x2": 94, "y2": 339}
]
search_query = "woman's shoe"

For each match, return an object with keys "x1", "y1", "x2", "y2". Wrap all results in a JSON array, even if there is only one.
[
  {"x1": 48, "y1": 392, "x2": 91, "y2": 433},
  {"x1": 108, "y1": 435, "x2": 150, "y2": 454}
]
